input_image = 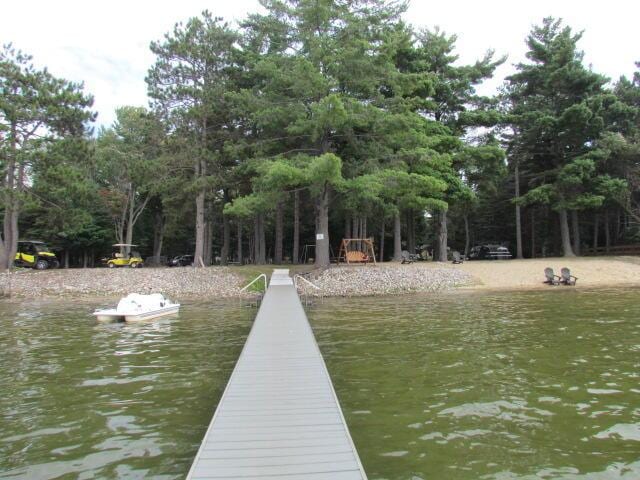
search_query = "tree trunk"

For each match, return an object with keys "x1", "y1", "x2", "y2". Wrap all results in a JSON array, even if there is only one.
[
  {"x1": 221, "y1": 214, "x2": 230, "y2": 265},
  {"x1": 194, "y1": 116, "x2": 208, "y2": 267},
  {"x1": 514, "y1": 160, "x2": 524, "y2": 259},
  {"x1": 83, "y1": 250, "x2": 88, "y2": 268},
  {"x1": 1, "y1": 203, "x2": 18, "y2": 271},
  {"x1": 379, "y1": 219, "x2": 385, "y2": 262},
  {"x1": 204, "y1": 219, "x2": 213, "y2": 266},
  {"x1": 559, "y1": 209, "x2": 575, "y2": 257},
  {"x1": 274, "y1": 201, "x2": 283, "y2": 264},
  {"x1": 604, "y1": 210, "x2": 611, "y2": 253},
  {"x1": 362, "y1": 216, "x2": 367, "y2": 242},
  {"x1": 1, "y1": 123, "x2": 20, "y2": 270},
  {"x1": 253, "y1": 215, "x2": 259, "y2": 264},
  {"x1": 194, "y1": 158, "x2": 206, "y2": 267},
  {"x1": 125, "y1": 186, "x2": 135, "y2": 257},
  {"x1": 64, "y1": 249, "x2": 70, "y2": 269},
  {"x1": 236, "y1": 221, "x2": 243, "y2": 264},
  {"x1": 407, "y1": 210, "x2": 415, "y2": 253},
  {"x1": 353, "y1": 216, "x2": 359, "y2": 249},
  {"x1": 248, "y1": 229, "x2": 255, "y2": 264},
  {"x1": 593, "y1": 213, "x2": 599, "y2": 250},
  {"x1": 530, "y1": 209, "x2": 536, "y2": 258},
  {"x1": 115, "y1": 212, "x2": 125, "y2": 255},
  {"x1": 463, "y1": 213, "x2": 471, "y2": 257},
  {"x1": 344, "y1": 215, "x2": 351, "y2": 240},
  {"x1": 393, "y1": 211, "x2": 402, "y2": 261},
  {"x1": 571, "y1": 210, "x2": 580, "y2": 256},
  {"x1": 152, "y1": 210, "x2": 165, "y2": 263},
  {"x1": 314, "y1": 186, "x2": 330, "y2": 268},
  {"x1": 293, "y1": 191, "x2": 300, "y2": 264},
  {"x1": 435, "y1": 210, "x2": 448, "y2": 262},
  {"x1": 254, "y1": 213, "x2": 266, "y2": 264},
  {"x1": 259, "y1": 213, "x2": 266, "y2": 264}
]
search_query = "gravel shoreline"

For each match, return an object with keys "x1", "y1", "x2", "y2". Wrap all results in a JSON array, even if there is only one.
[
  {"x1": 0, "y1": 264, "x2": 473, "y2": 299},
  {"x1": 0, "y1": 267, "x2": 245, "y2": 299},
  {"x1": 298, "y1": 265, "x2": 473, "y2": 297},
  {"x1": 2, "y1": 257, "x2": 638, "y2": 300}
]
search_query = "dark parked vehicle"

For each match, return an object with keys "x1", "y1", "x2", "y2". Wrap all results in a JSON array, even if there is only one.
[
  {"x1": 468, "y1": 244, "x2": 512, "y2": 260},
  {"x1": 168, "y1": 254, "x2": 194, "y2": 267}
]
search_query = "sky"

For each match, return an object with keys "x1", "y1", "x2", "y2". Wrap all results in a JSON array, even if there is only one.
[{"x1": 2, "y1": 0, "x2": 637, "y2": 128}]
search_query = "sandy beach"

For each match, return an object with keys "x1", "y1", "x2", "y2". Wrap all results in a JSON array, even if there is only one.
[
  {"x1": 451, "y1": 256, "x2": 640, "y2": 291},
  {"x1": 1, "y1": 256, "x2": 639, "y2": 298}
]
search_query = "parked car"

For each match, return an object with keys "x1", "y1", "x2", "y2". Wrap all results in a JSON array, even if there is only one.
[
  {"x1": 168, "y1": 254, "x2": 194, "y2": 267},
  {"x1": 468, "y1": 244, "x2": 512, "y2": 260}
]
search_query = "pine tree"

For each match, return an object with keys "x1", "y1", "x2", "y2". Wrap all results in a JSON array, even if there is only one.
[
  {"x1": 0, "y1": 44, "x2": 94, "y2": 269},
  {"x1": 506, "y1": 18, "x2": 611, "y2": 257}
]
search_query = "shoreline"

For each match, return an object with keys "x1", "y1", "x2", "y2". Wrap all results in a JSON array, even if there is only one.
[
  {"x1": 1, "y1": 256, "x2": 639, "y2": 300},
  {"x1": 448, "y1": 256, "x2": 640, "y2": 292}
]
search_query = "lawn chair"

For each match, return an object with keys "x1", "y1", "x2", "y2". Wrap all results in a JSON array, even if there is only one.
[
  {"x1": 401, "y1": 250, "x2": 414, "y2": 264},
  {"x1": 543, "y1": 267, "x2": 561, "y2": 285},
  {"x1": 452, "y1": 251, "x2": 464, "y2": 264},
  {"x1": 560, "y1": 267, "x2": 578, "y2": 286}
]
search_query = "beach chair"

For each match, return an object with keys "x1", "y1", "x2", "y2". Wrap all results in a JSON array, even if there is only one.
[
  {"x1": 543, "y1": 267, "x2": 560, "y2": 285},
  {"x1": 401, "y1": 250, "x2": 414, "y2": 264},
  {"x1": 452, "y1": 251, "x2": 464, "y2": 264},
  {"x1": 560, "y1": 267, "x2": 578, "y2": 286}
]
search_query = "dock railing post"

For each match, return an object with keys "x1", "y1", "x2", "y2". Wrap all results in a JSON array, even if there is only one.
[{"x1": 239, "y1": 273, "x2": 267, "y2": 293}]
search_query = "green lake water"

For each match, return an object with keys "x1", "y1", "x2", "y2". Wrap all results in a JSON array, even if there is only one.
[{"x1": 1, "y1": 288, "x2": 640, "y2": 479}]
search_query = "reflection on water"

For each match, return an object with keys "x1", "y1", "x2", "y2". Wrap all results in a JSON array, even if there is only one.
[
  {"x1": 309, "y1": 288, "x2": 640, "y2": 480},
  {"x1": 0, "y1": 299, "x2": 253, "y2": 479},
  {"x1": 1, "y1": 288, "x2": 639, "y2": 479}
]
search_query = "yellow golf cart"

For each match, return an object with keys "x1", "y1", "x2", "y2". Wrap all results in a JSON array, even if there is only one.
[{"x1": 106, "y1": 244, "x2": 144, "y2": 268}]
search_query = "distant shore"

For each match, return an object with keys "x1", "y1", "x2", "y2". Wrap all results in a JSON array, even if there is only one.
[{"x1": 1, "y1": 257, "x2": 639, "y2": 300}]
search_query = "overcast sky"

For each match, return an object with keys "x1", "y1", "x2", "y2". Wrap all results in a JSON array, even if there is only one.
[{"x1": 2, "y1": 0, "x2": 637, "y2": 128}]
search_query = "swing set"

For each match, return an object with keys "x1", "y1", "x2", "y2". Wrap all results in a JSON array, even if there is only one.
[{"x1": 336, "y1": 238, "x2": 377, "y2": 265}]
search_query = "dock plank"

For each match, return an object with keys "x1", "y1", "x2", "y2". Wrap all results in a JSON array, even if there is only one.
[{"x1": 186, "y1": 270, "x2": 367, "y2": 479}]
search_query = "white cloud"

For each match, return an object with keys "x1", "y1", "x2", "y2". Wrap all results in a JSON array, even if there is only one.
[
  {"x1": 1, "y1": 0, "x2": 637, "y2": 128},
  {"x1": 406, "y1": 1, "x2": 639, "y2": 87}
]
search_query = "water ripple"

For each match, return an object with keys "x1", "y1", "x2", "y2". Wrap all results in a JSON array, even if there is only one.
[
  {"x1": 0, "y1": 298, "x2": 252, "y2": 479},
  {"x1": 309, "y1": 288, "x2": 640, "y2": 480}
]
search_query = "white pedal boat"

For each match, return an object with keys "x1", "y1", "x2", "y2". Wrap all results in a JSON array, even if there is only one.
[{"x1": 94, "y1": 293, "x2": 180, "y2": 322}]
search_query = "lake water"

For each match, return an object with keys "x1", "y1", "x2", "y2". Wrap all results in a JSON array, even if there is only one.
[
  {"x1": 0, "y1": 299, "x2": 254, "y2": 479},
  {"x1": 1, "y1": 288, "x2": 639, "y2": 479}
]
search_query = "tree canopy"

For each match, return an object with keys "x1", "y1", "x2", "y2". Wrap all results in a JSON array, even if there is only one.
[{"x1": 3, "y1": 9, "x2": 639, "y2": 269}]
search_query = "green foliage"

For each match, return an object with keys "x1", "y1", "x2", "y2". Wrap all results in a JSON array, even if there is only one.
[
  {"x1": 505, "y1": 17, "x2": 623, "y2": 217},
  {"x1": 0, "y1": 44, "x2": 95, "y2": 141},
  {"x1": 255, "y1": 158, "x2": 306, "y2": 193},
  {"x1": 8, "y1": 7, "x2": 640, "y2": 265},
  {"x1": 224, "y1": 193, "x2": 267, "y2": 218},
  {"x1": 1, "y1": 43, "x2": 95, "y2": 267},
  {"x1": 22, "y1": 138, "x2": 111, "y2": 251},
  {"x1": 376, "y1": 169, "x2": 448, "y2": 213},
  {"x1": 94, "y1": 106, "x2": 166, "y2": 244},
  {"x1": 305, "y1": 153, "x2": 343, "y2": 195}
]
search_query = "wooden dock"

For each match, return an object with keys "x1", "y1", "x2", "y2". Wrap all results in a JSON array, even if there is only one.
[{"x1": 186, "y1": 269, "x2": 367, "y2": 479}]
